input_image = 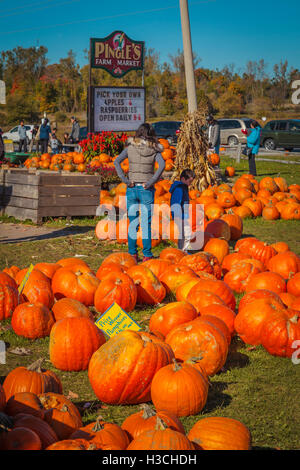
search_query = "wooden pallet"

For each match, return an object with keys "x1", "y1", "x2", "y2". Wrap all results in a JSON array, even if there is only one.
[{"x1": 0, "y1": 169, "x2": 101, "y2": 224}]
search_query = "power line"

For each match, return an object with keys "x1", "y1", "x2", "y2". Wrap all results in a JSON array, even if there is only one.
[
  {"x1": 0, "y1": 0, "x2": 215, "y2": 35},
  {"x1": 0, "y1": 0, "x2": 80, "y2": 19}
]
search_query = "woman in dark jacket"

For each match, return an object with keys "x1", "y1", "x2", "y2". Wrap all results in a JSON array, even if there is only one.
[
  {"x1": 246, "y1": 120, "x2": 262, "y2": 176},
  {"x1": 39, "y1": 118, "x2": 52, "y2": 154}
]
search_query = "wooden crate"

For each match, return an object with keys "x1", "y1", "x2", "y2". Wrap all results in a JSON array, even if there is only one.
[{"x1": 0, "y1": 169, "x2": 101, "y2": 224}]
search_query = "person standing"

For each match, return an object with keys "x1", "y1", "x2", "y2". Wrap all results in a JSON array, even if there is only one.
[
  {"x1": 18, "y1": 120, "x2": 28, "y2": 153},
  {"x1": 114, "y1": 123, "x2": 165, "y2": 262},
  {"x1": 206, "y1": 115, "x2": 221, "y2": 156},
  {"x1": 29, "y1": 125, "x2": 40, "y2": 153},
  {"x1": 246, "y1": 120, "x2": 262, "y2": 176},
  {"x1": 69, "y1": 116, "x2": 80, "y2": 145},
  {"x1": 0, "y1": 127, "x2": 5, "y2": 160},
  {"x1": 39, "y1": 118, "x2": 52, "y2": 154},
  {"x1": 169, "y1": 169, "x2": 195, "y2": 253}
]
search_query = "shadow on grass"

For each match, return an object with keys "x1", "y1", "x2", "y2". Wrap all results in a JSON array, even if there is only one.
[
  {"x1": 0, "y1": 225, "x2": 94, "y2": 244},
  {"x1": 204, "y1": 381, "x2": 232, "y2": 413}
]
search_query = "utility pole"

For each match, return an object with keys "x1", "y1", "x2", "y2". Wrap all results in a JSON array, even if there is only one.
[{"x1": 179, "y1": 0, "x2": 197, "y2": 113}]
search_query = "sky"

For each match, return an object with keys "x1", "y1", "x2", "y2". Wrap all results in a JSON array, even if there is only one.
[{"x1": 0, "y1": 0, "x2": 299, "y2": 76}]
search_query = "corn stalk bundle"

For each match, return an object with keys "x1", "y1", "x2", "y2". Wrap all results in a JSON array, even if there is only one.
[{"x1": 171, "y1": 109, "x2": 217, "y2": 191}]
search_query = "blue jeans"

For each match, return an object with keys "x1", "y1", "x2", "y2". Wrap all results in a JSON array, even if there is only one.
[{"x1": 126, "y1": 186, "x2": 154, "y2": 258}]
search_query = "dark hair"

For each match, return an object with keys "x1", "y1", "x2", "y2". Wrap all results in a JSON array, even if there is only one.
[
  {"x1": 180, "y1": 169, "x2": 195, "y2": 180},
  {"x1": 135, "y1": 123, "x2": 158, "y2": 144},
  {"x1": 250, "y1": 120, "x2": 261, "y2": 128}
]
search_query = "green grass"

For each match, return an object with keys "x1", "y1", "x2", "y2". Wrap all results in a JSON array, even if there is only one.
[{"x1": 0, "y1": 158, "x2": 300, "y2": 450}]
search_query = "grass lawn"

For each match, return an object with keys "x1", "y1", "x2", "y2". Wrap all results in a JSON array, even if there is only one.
[{"x1": 0, "y1": 158, "x2": 299, "y2": 450}]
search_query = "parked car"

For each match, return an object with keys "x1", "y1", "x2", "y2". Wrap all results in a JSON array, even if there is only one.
[
  {"x1": 2, "y1": 124, "x2": 34, "y2": 143},
  {"x1": 151, "y1": 121, "x2": 183, "y2": 145},
  {"x1": 260, "y1": 119, "x2": 300, "y2": 151},
  {"x1": 217, "y1": 118, "x2": 253, "y2": 147}
]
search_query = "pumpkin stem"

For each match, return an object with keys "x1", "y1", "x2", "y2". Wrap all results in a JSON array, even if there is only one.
[
  {"x1": 27, "y1": 358, "x2": 44, "y2": 372},
  {"x1": 140, "y1": 404, "x2": 156, "y2": 419},
  {"x1": 172, "y1": 358, "x2": 182, "y2": 371},
  {"x1": 155, "y1": 416, "x2": 167, "y2": 431},
  {"x1": 92, "y1": 416, "x2": 105, "y2": 432},
  {"x1": 61, "y1": 404, "x2": 70, "y2": 412}
]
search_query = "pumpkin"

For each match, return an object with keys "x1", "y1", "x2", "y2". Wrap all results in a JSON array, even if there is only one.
[
  {"x1": 198, "y1": 304, "x2": 236, "y2": 337},
  {"x1": 274, "y1": 177, "x2": 288, "y2": 192},
  {"x1": 262, "y1": 204, "x2": 280, "y2": 220},
  {"x1": 242, "y1": 197, "x2": 263, "y2": 217},
  {"x1": 259, "y1": 176, "x2": 279, "y2": 194},
  {"x1": 221, "y1": 213, "x2": 243, "y2": 240},
  {"x1": 216, "y1": 191, "x2": 236, "y2": 209},
  {"x1": 159, "y1": 265, "x2": 198, "y2": 294},
  {"x1": 94, "y1": 271, "x2": 137, "y2": 313},
  {"x1": 235, "y1": 238, "x2": 277, "y2": 265},
  {"x1": 261, "y1": 310, "x2": 300, "y2": 357},
  {"x1": 0, "y1": 426, "x2": 42, "y2": 450},
  {"x1": 159, "y1": 247, "x2": 186, "y2": 264},
  {"x1": 0, "y1": 283, "x2": 19, "y2": 321},
  {"x1": 175, "y1": 278, "x2": 204, "y2": 301},
  {"x1": 12, "y1": 413, "x2": 58, "y2": 449},
  {"x1": 11, "y1": 302, "x2": 55, "y2": 339},
  {"x1": 49, "y1": 317, "x2": 106, "y2": 371},
  {"x1": 271, "y1": 242, "x2": 290, "y2": 253},
  {"x1": 127, "y1": 265, "x2": 166, "y2": 305},
  {"x1": 150, "y1": 359, "x2": 209, "y2": 417},
  {"x1": 3, "y1": 358, "x2": 62, "y2": 401},
  {"x1": 234, "y1": 297, "x2": 286, "y2": 345},
  {"x1": 127, "y1": 417, "x2": 195, "y2": 450},
  {"x1": 96, "y1": 262, "x2": 126, "y2": 281},
  {"x1": 232, "y1": 205, "x2": 253, "y2": 219},
  {"x1": 121, "y1": 404, "x2": 185, "y2": 441},
  {"x1": 38, "y1": 392, "x2": 82, "y2": 440},
  {"x1": 69, "y1": 416, "x2": 130, "y2": 450},
  {"x1": 2, "y1": 266, "x2": 20, "y2": 280},
  {"x1": 279, "y1": 292, "x2": 297, "y2": 308},
  {"x1": 204, "y1": 238, "x2": 229, "y2": 265},
  {"x1": 165, "y1": 317, "x2": 228, "y2": 377},
  {"x1": 52, "y1": 265, "x2": 100, "y2": 306},
  {"x1": 34, "y1": 263, "x2": 61, "y2": 280},
  {"x1": 141, "y1": 259, "x2": 173, "y2": 280},
  {"x1": 187, "y1": 290, "x2": 226, "y2": 312},
  {"x1": 188, "y1": 416, "x2": 251, "y2": 450},
  {"x1": 238, "y1": 289, "x2": 284, "y2": 312},
  {"x1": 5, "y1": 392, "x2": 44, "y2": 419},
  {"x1": 205, "y1": 202, "x2": 224, "y2": 220},
  {"x1": 223, "y1": 262, "x2": 261, "y2": 293},
  {"x1": 245, "y1": 271, "x2": 286, "y2": 294},
  {"x1": 287, "y1": 272, "x2": 300, "y2": 297},
  {"x1": 221, "y1": 252, "x2": 249, "y2": 275},
  {"x1": 56, "y1": 257, "x2": 90, "y2": 269},
  {"x1": 45, "y1": 439, "x2": 95, "y2": 450},
  {"x1": 267, "y1": 252, "x2": 300, "y2": 280},
  {"x1": 101, "y1": 252, "x2": 137, "y2": 270},
  {"x1": 95, "y1": 219, "x2": 116, "y2": 240},
  {"x1": 0, "y1": 385, "x2": 6, "y2": 412},
  {"x1": 205, "y1": 218, "x2": 231, "y2": 241},
  {"x1": 51, "y1": 298, "x2": 94, "y2": 322},
  {"x1": 280, "y1": 202, "x2": 300, "y2": 220},
  {"x1": 179, "y1": 251, "x2": 222, "y2": 279},
  {"x1": 186, "y1": 279, "x2": 236, "y2": 311},
  {"x1": 88, "y1": 330, "x2": 174, "y2": 405},
  {"x1": 225, "y1": 166, "x2": 235, "y2": 177},
  {"x1": 149, "y1": 301, "x2": 198, "y2": 339}
]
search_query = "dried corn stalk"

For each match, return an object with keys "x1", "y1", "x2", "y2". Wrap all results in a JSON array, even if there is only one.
[{"x1": 171, "y1": 109, "x2": 217, "y2": 191}]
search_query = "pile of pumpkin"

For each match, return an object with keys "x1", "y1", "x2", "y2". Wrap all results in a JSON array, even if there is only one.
[
  {"x1": 24, "y1": 152, "x2": 88, "y2": 172},
  {"x1": 0, "y1": 239, "x2": 300, "y2": 449},
  {"x1": 98, "y1": 175, "x2": 300, "y2": 249}
]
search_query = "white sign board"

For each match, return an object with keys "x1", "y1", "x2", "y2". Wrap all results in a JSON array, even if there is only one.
[
  {"x1": 0, "y1": 81, "x2": 6, "y2": 105},
  {"x1": 93, "y1": 86, "x2": 145, "y2": 132}
]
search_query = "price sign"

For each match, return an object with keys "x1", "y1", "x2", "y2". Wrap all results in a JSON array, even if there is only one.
[
  {"x1": 18, "y1": 264, "x2": 34, "y2": 294},
  {"x1": 95, "y1": 302, "x2": 141, "y2": 338}
]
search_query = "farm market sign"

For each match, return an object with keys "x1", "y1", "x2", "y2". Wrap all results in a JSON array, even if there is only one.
[{"x1": 90, "y1": 31, "x2": 144, "y2": 78}]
